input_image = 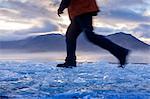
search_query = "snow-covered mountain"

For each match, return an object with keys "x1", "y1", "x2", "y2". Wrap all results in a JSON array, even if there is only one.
[{"x1": 0, "y1": 32, "x2": 149, "y2": 52}]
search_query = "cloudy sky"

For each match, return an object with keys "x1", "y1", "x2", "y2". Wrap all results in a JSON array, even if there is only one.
[{"x1": 0, "y1": 0, "x2": 150, "y2": 44}]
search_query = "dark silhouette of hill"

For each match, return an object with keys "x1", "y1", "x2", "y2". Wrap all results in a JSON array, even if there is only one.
[
  {"x1": 106, "y1": 32, "x2": 150, "y2": 50},
  {"x1": 0, "y1": 32, "x2": 149, "y2": 52},
  {"x1": 0, "y1": 34, "x2": 65, "y2": 52}
]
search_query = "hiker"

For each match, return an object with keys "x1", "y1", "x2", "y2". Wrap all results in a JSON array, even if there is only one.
[{"x1": 57, "y1": 0, "x2": 129, "y2": 68}]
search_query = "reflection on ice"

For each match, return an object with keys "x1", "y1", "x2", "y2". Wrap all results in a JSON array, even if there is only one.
[
  {"x1": 0, "y1": 61, "x2": 150, "y2": 98},
  {"x1": 0, "y1": 51, "x2": 150, "y2": 63}
]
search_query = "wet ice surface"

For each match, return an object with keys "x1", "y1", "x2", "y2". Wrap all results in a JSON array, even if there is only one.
[{"x1": 0, "y1": 61, "x2": 150, "y2": 99}]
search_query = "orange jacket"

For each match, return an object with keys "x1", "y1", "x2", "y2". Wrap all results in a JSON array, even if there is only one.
[
  {"x1": 68, "y1": 0, "x2": 99, "y2": 19},
  {"x1": 59, "y1": 0, "x2": 99, "y2": 19}
]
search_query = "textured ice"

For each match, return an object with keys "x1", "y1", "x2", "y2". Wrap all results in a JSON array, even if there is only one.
[{"x1": 0, "y1": 61, "x2": 150, "y2": 99}]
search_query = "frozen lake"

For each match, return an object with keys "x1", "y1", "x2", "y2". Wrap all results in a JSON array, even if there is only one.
[{"x1": 0, "y1": 60, "x2": 150, "y2": 99}]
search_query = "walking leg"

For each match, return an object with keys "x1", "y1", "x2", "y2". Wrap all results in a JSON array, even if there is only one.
[
  {"x1": 76, "y1": 14, "x2": 129, "y2": 67},
  {"x1": 57, "y1": 19, "x2": 82, "y2": 67}
]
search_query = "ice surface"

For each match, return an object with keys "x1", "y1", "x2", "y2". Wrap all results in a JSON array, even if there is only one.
[{"x1": 0, "y1": 61, "x2": 150, "y2": 99}]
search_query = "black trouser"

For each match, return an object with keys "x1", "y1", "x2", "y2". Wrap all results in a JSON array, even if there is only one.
[{"x1": 65, "y1": 13, "x2": 125, "y2": 62}]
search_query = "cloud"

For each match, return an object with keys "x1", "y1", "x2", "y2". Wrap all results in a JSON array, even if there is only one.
[
  {"x1": 0, "y1": 0, "x2": 58, "y2": 19},
  {"x1": 99, "y1": 8, "x2": 150, "y2": 23},
  {"x1": 0, "y1": 19, "x2": 58, "y2": 41},
  {"x1": 15, "y1": 20, "x2": 58, "y2": 35},
  {"x1": 133, "y1": 24, "x2": 150, "y2": 38},
  {"x1": 93, "y1": 26, "x2": 116, "y2": 35},
  {"x1": 98, "y1": 0, "x2": 146, "y2": 10},
  {"x1": 0, "y1": 0, "x2": 61, "y2": 40},
  {"x1": 0, "y1": 0, "x2": 149, "y2": 44}
]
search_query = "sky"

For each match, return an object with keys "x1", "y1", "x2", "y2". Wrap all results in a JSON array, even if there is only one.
[{"x1": 0, "y1": 0, "x2": 150, "y2": 44}]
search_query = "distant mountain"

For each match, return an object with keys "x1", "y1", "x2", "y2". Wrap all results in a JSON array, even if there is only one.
[
  {"x1": 0, "y1": 34, "x2": 65, "y2": 52},
  {"x1": 106, "y1": 32, "x2": 150, "y2": 50},
  {"x1": 0, "y1": 32, "x2": 149, "y2": 52}
]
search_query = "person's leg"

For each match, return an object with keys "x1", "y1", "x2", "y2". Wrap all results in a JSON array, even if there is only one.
[
  {"x1": 57, "y1": 19, "x2": 82, "y2": 67},
  {"x1": 65, "y1": 20, "x2": 82, "y2": 63},
  {"x1": 75, "y1": 14, "x2": 129, "y2": 67}
]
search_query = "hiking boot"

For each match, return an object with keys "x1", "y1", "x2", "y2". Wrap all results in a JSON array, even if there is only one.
[
  {"x1": 117, "y1": 49, "x2": 130, "y2": 68},
  {"x1": 57, "y1": 62, "x2": 76, "y2": 68}
]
